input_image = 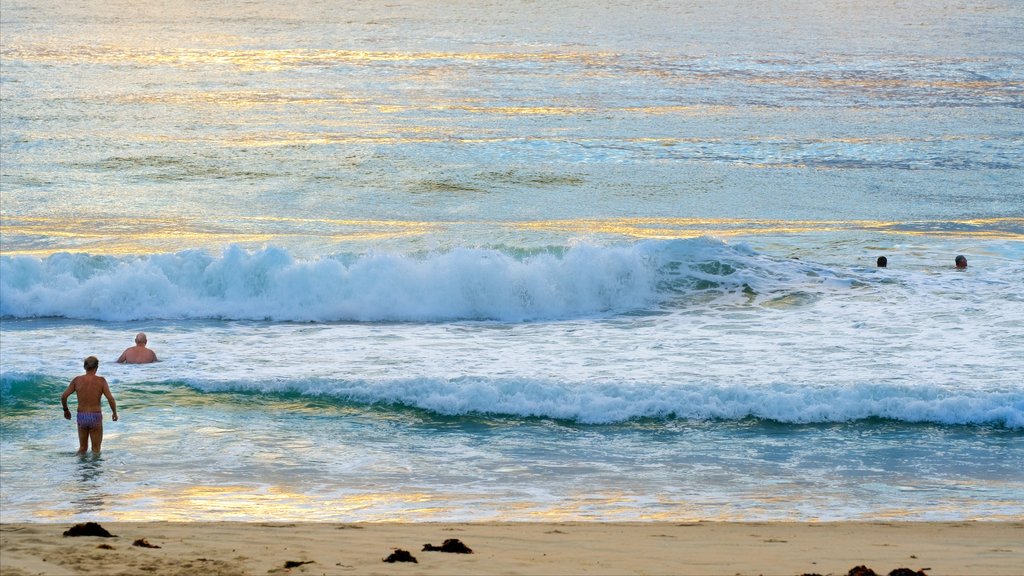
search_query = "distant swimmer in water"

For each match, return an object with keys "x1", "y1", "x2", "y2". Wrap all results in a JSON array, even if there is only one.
[
  {"x1": 955, "y1": 255, "x2": 968, "y2": 269},
  {"x1": 61, "y1": 356, "x2": 118, "y2": 454},
  {"x1": 117, "y1": 332, "x2": 158, "y2": 364},
  {"x1": 876, "y1": 256, "x2": 887, "y2": 268}
]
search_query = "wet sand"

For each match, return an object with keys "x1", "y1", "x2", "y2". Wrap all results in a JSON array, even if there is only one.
[{"x1": 1, "y1": 521, "x2": 1021, "y2": 575}]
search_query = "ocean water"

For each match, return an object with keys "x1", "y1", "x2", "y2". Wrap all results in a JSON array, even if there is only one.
[{"x1": 1, "y1": 0, "x2": 1023, "y2": 523}]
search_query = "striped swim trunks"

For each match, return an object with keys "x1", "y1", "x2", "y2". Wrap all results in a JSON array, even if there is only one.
[{"x1": 76, "y1": 411, "x2": 102, "y2": 430}]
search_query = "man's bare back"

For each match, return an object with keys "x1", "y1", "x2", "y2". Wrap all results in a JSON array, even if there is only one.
[
  {"x1": 117, "y1": 332, "x2": 158, "y2": 364},
  {"x1": 62, "y1": 356, "x2": 118, "y2": 454},
  {"x1": 65, "y1": 373, "x2": 111, "y2": 412}
]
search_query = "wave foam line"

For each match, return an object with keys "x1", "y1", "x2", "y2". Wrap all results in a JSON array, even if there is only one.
[
  {"x1": 193, "y1": 377, "x2": 1024, "y2": 428},
  {"x1": 4, "y1": 372, "x2": 1019, "y2": 428}
]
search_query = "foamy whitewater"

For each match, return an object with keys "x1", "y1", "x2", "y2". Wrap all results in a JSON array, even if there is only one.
[{"x1": 2, "y1": 0, "x2": 1023, "y2": 522}]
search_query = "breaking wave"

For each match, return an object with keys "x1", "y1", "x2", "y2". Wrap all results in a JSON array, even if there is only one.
[
  {"x1": 0, "y1": 239, "x2": 826, "y2": 322},
  {"x1": 3, "y1": 372, "x2": 1020, "y2": 428}
]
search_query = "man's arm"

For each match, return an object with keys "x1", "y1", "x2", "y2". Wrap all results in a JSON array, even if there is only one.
[
  {"x1": 116, "y1": 349, "x2": 128, "y2": 363},
  {"x1": 102, "y1": 379, "x2": 118, "y2": 421},
  {"x1": 60, "y1": 379, "x2": 77, "y2": 420}
]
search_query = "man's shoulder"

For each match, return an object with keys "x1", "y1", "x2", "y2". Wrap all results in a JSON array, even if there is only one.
[
  {"x1": 122, "y1": 347, "x2": 156, "y2": 361},
  {"x1": 74, "y1": 375, "x2": 102, "y2": 388}
]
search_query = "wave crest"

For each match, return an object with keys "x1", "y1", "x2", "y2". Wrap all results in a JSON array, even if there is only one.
[
  {"x1": 1, "y1": 240, "x2": 783, "y2": 322},
  {"x1": 229, "y1": 377, "x2": 1019, "y2": 428}
]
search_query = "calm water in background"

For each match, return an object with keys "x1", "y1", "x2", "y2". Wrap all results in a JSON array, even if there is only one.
[{"x1": 1, "y1": 0, "x2": 1022, "y2": 522}]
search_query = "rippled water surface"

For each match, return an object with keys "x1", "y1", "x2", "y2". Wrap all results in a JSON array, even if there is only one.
[{"x1": 2, "y1": 0, "x2": 1022, "y2": 522}]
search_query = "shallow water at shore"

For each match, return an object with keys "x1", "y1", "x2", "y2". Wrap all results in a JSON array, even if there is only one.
[{"x1": 3, "y1": 382, "x2": 1023, "y2": 522}]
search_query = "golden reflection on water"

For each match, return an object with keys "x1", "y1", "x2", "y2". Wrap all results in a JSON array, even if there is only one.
[
  {"x1": 107, "y1": 127, "x2": 997, "y2": 148},
  {"x1": 0, "y1": 216, "x2": 444, "y2": 255},
  {"x1": 6, "y1": 45, "x2": 1016, "y2": 97},
  {"x1": 108, "y1": 485, "x2": 309, "y2": 522},
  {"x1": 871, "y1": 504, "x2": 1024, "y2": 522},
  {"x1": 34, "y1": 485, "x2": 1024, "y2": 522},
  {"x1": 511, "y1": 492, "x2": 753, "y2": 522},
  {"x1": 509, "y1": 217, "x2": 1024, "y2": 241},
  {"x1": 2, "y1": 217, "x2": 1021, "y2": 256},
  {"x1": 3, "y1": 46, "x2": 617, "y2": 72},
  {"x1": 104, "y1": 488, "x2": 452, "y2": 522},
  {"x1": 107, "y1": 90, "x2": 758, "y2": 118}
]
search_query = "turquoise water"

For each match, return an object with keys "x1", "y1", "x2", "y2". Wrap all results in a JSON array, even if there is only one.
[{"x1": 1, "y1": 0, "x2": 1023, "y2": 522}]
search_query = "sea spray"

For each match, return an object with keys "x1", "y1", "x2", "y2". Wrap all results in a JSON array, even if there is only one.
[{"x1": 1, "y1": 240, "x2": 785, "y2": 322}]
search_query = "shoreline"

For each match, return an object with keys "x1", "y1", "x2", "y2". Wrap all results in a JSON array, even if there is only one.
[{"x1": 2, "y1": 521, "x2": 1021, "y2": 575}]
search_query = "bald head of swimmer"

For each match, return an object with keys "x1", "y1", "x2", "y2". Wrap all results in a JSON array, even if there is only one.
[{"x1": 118, "y1": 333, "x2": 158, "y2": 363}]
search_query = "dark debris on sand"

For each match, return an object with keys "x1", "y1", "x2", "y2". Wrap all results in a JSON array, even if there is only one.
[
  {"x1": 833, "y1": 566, "x2": 928, "y2": 576},
  {"x1": 422, "y1": 538, "x2": 473, "y2": 554},
  {"x1": 132, "y1": 538, "x2": 162, "y2": 548},
  {"x1": 63, "y1": 522, "x2": 115, "y2": 538},
  {"x1": 284, "y1": 560, "x2": 314, "y2": 568},
  {"x1": 383, "y1": 549, "x2": 418, "y2": 563},
  {"x1": 805, "y1": 566, "x2": 930, "y2": 576}
]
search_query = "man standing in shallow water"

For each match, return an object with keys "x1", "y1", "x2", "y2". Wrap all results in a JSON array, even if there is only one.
[
  {"x1": 61, "y1": 356, "x2": 118, "y2": 454},
  {"x1": 117, "y1": 332, "x2": 158, "y2": 364}
]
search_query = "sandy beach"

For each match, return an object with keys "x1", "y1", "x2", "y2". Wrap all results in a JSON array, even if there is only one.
[{"x1": 1, "y1": 521, "x2": 1021, "y2": 575}]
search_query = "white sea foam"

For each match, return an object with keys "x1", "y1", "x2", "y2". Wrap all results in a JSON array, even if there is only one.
[
  {"x1": 183, "y1": 376, "x2": 1024, "y2": 428},
  {"x1": 1, "y1": 240, "x2": 819, "y2": 322},
  {"x1": 5, "y1": 239, "x2": 1019, "y2": 324},
  {"x1": 0, "y1": 245, "x2": 646, "y2": 321},
  {"x1": 6, "y1": 368, "x2": 1014, "y2": 427}
]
